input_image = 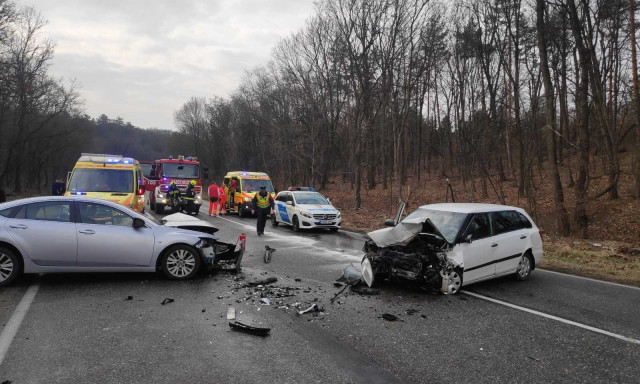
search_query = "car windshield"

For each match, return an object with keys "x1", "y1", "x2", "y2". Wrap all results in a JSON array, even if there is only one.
[
  {"x1": 140, "y1": 163, "x2": 153, "y2": 177},
  {"x1": 68, "y1": 169, "x2": 133, "y2": 193},
  {"x1": 402, "y1": 208, "x2": 467, "y2": 243},
  {"x1": 241, "y1": 178, "x2": 274, "y2": 192},
  {"x1": 162, "y1": 163, "x2": 199, "y2": 179},
  {"x1": 295, "y1": 192, "x2": 329, "y2": 205}
]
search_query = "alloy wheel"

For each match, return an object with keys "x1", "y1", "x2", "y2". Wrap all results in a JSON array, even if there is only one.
[
  {"x1": 166, "y1": 249, "x2": 196, "y2": 278},
  {"x1": 0, "y1": 252, "x2": 14, "y2": 283}
]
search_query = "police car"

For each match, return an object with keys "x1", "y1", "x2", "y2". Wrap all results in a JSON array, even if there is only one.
[{"x1": 271, "y1": 187, "x2": 341, "y2": 232}]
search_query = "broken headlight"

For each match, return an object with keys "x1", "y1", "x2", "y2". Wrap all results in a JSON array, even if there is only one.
[{"x1": 195, "y1": 237, "x2": 215, "y2": 249}]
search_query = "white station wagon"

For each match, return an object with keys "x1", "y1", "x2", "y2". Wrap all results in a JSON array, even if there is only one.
[{"x1": 361, "y1": 203, "x2": 543, "y2": 294}]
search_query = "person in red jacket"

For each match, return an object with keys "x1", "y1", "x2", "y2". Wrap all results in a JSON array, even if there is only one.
[
  {"x1": 208, "y1": 181, "x2": 220, "y2": 216},
  {"x1": 218, "y1": 183, "x2": 227, "y2": 215}
]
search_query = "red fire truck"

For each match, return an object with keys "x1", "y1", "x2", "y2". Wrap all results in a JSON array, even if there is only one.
[{"x1": 143, "y1": 156, "x2": 209, "y2": 215}]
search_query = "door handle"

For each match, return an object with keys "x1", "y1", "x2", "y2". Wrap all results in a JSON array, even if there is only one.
[
  {"x1": 9, "y1": 224, "x2": 28, "y2": 229},
  {"x1": 78, "y1": 229, "x2": 95, "y2": 235},
  {"x1": 491, "y1": 243, "x2": 498, "y2": 247},
  {"x1": 520, "y1": 235, "x2": 527, "y2": 239}
]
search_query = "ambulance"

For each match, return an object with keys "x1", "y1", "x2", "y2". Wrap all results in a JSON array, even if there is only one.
[
  {"x1": 65, "y1": 153, "x2": 145, "y2": 213},
  {"x1": 223, "y1": 171, "x2": 275, "y2": 217}
]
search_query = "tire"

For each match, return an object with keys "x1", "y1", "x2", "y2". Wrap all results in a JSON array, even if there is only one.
[
  {"x1": 514, "y1": 253, "x2": 533, "y2": 281},
  {"x1": 155, "y1": 204, "x2": 164, "y2": 214},
  {"x1": 194, "y1": 206, "x2": 200, "y2": 215},
  {"x1": 292, "y1": 216, "x2": 300, "y2": 232},
  {"x1": 271, "y1": 214, "x2": 279, "y2": 226},
  {"x1": 443, "y1": 268, "x2": 463, "y2": 294},
  {"x1": 161, "y1": 245, "x2": 202, "y2": 280},
  {"x1": 0, "y1": 247, "x2": 21, "y2": 287}
]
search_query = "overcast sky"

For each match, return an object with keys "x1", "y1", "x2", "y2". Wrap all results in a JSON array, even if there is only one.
[{"x1": 17, "y1": 0, "x2": 316, "y2": 130}]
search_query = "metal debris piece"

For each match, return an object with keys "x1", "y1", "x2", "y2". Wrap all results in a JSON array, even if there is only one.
[
  {"x1": 261, "y1": 298, "x2": 271, "y2": 305},
  {"x1": 226, "y1": 307, "x2": 236, "y2": 320},
  {"x1": 264, "y1": 245, "x2": 276, "y2": 263},
  {"x1": 125, "y1": 296, "x2": 133, "y2": 301},
  {"x1": 295, "y1": 278, "x2": 302, "y2": 282},
  {"x1": 161, "y1": 298, "x2": 174, "y2": 305},
  {"x1": 350, "y1": 285, "x2": 380, "y2": 295},
  {"x1": 381, "y1": 313, "x2": 398, "y2": 321},
  {"x1": 229, "y1": 321, "x2": 271, "y2": 336},
  {"x1": 245, "y1": 277, "x2": 278, "y2": 287},
  {"x1": 298, "y1": 304, "x2": 319, "y2": 315}
]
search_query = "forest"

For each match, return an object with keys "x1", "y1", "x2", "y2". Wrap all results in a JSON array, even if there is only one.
[{"x1": 1, "y1": 0, "x2": 640, "y2": 240}]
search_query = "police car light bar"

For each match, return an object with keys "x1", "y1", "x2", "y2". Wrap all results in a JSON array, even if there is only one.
[{"x1": 287, "y1": 186, "x2": 315, "y2": 191}]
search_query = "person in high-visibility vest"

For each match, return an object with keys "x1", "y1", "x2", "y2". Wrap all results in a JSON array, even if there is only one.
[
  {"x1": 208, "y1": 181, "x2": 219, "y2": 216},
  {"x1": 251, "y1": 186, "x2": 274, "y2": 236},
  {"x1": 184, "y1": 180, "x2": 197, "y2": 214},
  {"x1": 218, "y1": 183, "x2": 227, "y2": 215}
]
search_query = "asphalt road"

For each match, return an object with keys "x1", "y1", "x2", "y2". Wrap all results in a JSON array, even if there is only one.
[{"x1": 1, "y1": 204, "x2": 639, "y2": 383}]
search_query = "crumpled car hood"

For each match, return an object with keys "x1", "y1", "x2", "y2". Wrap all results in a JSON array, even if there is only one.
[
  {"x1": 367, "y1": 217, "x2": 450, "y2": 248},
  {"x1": 161, "y1": 213, "x2": 219, "y2": 235}
]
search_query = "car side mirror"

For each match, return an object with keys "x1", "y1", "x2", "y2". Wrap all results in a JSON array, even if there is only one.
[
  {"x1": 326, "y1": 198, "x2": 331, "y2": 203},
  {"x1": 384, "y1": 219, "x2": 395, "y2": 227},
  {"x1": 465, "y1": 233, "x2": 473, "y2": 243},
  {"x1": 133, "y1": 218, "x2": 146, "y2": 229}
]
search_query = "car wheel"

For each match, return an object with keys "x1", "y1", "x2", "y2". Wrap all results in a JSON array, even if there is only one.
[
  {"x1": 155, "y1": 204, "x2": 164, "y2": 214},
  {"x1": 514, "y1": 253, "x2": 533, "y2": 281},
  {"x1": 194, "y1": 206, "x2": 200, "y2": 215},
  {"x1": 361, "y1": 256, "x2": 376, "y2": 287},
  {"x1": 443, "y1": 268, "x2": 463, "y2": 294},
  {"x1": 0, "y1": 247, "x2": 21, "y2": 287},
  {"x1": 271, "y1": 215, "x2": 279, "y2": 226},
  {"x1": 161, "y1": 245, "x2": 202, "y2": 280},
  {"x1": 292, "y1": 216, "x2": 300, "y2": 232}
]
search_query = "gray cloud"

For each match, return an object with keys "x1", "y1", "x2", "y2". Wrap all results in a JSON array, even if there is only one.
[{"x1": 16, "y1": 0, "x2": 315, "y2": 129}]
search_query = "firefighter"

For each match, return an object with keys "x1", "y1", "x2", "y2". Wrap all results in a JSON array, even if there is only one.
[
  {"x1": 166, "y1": 181, "x2": 181, "y2": 213},
  {"x1": 218, "y1": 183, "x2": 227, "y2": 215},
  {"x1": 251, "y1": 186, "x2": 274, "y2": 236},
  {"x1": 208, "y1": 181, "x2": 219, "y2": 216},
  {"x1": 184, "y1": 180, "x2": 197, "y2": 215}
]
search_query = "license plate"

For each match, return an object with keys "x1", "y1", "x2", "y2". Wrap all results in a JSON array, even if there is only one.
[{"x1": 319, "y1": 220, "x2": 332, "y2": 224}]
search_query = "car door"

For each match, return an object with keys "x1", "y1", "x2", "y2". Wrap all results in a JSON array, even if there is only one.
[
  {"x1": 491, "y1": 211, "x2": 528, "y2": 275},
  {"x1": 286, "y1": 193, "x2": 298, "y2": 221},
  {"x1": 76, "y1": 202, "x2": 155, "y2": 267},
  {"x1": 458, "y1": 213, "x2": 497, "y2": 284},
  {"x1": 5, "y1": 200, "x2": 77, "y2": 266},
  {"x1": 275, "y1": 192, "x2": 291, "y2": 224}
]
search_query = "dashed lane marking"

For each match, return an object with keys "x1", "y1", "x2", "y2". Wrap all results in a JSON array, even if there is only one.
[
  {"x1": 0, "y1": 281, "x2": 40, "y2": 366},
  {"x1": 462, "y1": 290, "x2": 640, "y2": 345}
]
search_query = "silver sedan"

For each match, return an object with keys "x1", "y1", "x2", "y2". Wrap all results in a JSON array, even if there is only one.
[{"x1": 0, "y1": 196, "x2": 246, "y2": 286}]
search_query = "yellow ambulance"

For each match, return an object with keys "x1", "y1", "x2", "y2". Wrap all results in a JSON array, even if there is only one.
[
  {"x1": 223, "y1": 171, "x2": 275, "y2": 217},
  {"x1": 65, "y1": 153, "x2": 145, "y2": 213}
]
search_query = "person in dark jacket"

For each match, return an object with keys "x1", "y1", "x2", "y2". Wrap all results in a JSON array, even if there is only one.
[
  {"x1": 184, "y1": 180, "x2": 197, "y2": 214},
  {"x1": 251, "y1": 186, "x2": 274, "y2": 236},
  {"x1": 52, "y1": 177, "x2": 65, "y2": 196}
]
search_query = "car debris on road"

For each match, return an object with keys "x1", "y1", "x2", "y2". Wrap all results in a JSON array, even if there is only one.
[
  {"x1": 229, "y1": 321, "x2": 271, "y2": 336},
  {"x1": 161, "y1": 298, "x2": 174, "y2": 305}
]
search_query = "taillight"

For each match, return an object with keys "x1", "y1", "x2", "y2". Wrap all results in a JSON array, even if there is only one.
[{"x1": 538, "y1": 230, "x2": 543, "y2": 240}]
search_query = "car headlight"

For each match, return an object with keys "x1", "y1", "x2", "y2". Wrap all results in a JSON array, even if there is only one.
[
  {"x1": 195, "y1": 238, "x2": 214, "y2": 249},
  {"x1": 301, "y1": 211, "x2": 313, "y2": 218},
  {"x1": 336, "y1": 212, "x2": 341, "y2": 218},
  {"x1": 196, "y1": 194, "x2": 202, "y2": 201},
  {"x1": 244, "y1": 197, "x2": 251, "y2": 202}
]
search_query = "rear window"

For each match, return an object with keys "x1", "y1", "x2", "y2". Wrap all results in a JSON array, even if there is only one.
[
  {"x1": 0, "y1": 207, "x2": 13, "y2": 217},
  {"x1": 491, "y1": 211, "x2": 521, "y2": 235}
]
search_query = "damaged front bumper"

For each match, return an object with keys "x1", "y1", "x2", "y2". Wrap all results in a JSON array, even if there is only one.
[
  {"x1": 361, "y1": 238, "x2": 462, "y2": 294},
  {"x1": 196, "y1": 233, "x2": 246, "y2": 272}
]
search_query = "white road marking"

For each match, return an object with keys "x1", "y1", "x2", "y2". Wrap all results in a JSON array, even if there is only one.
[
  {"x1": 538, "y1": 269, "x2": 640, "y2": 291},
  {"x1": 461, "y1": 290, "x2": 640, "y2": 345},
  {"x1": 0, "y1": 281, "x2": 40, "y2": 365}
]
